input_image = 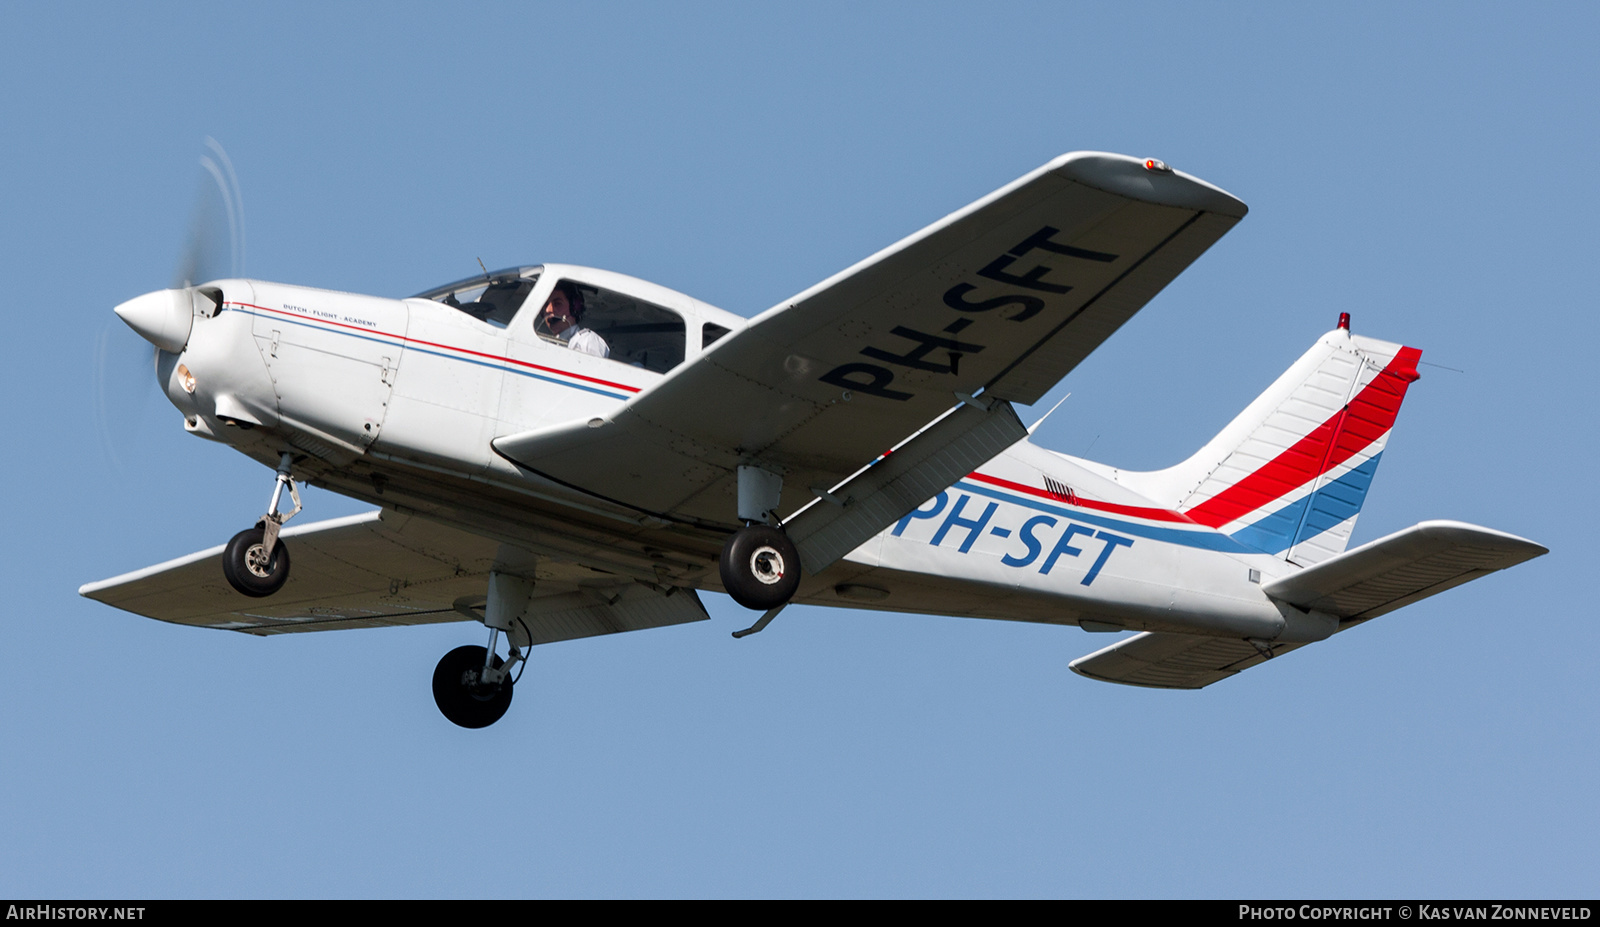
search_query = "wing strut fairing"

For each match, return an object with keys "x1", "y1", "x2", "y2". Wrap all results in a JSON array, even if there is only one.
[{"x1": 784, "y1": 398, "x2": 1027, "y2": 575}]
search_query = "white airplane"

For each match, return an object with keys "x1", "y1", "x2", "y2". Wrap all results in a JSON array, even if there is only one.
[{"x1": 82, "y1": 151, "x2": 1546, "y2": 728}]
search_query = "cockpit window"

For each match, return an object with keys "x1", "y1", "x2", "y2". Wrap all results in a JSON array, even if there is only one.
[
  {"x1": 413, "y1": 267, "x2": 539, "y2": 328},
  {"x1": 531, "y1": 279, "x2": 685, "y2": 374}
]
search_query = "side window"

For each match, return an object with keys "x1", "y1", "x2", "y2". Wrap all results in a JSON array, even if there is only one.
[
  {"x1": 532, "y1": 280, "x2": 685, "y2": 374},
  {"x1": 703, "y1": 322, "x2": 731, "y2": 349}
]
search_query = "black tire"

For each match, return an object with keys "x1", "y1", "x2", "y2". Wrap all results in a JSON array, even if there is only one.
[
  {"x1": 222, "y1": 525, "x2": 291, "y2": 597},
  {"x1": 719, "y1": 525, "x2": 801, "y2": 610},
  {"x1": 432, "y1": 645, "x2": 514, "y2": 729}
]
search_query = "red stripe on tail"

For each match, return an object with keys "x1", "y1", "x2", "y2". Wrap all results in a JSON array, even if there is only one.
[{"x1": 1183, "y1": 347, "x2": 1421, "y2": 529}]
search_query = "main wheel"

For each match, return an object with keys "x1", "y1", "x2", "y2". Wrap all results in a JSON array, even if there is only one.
[
  {"x1": 432, "y1": 645, "x2": 514, "y2": 729},
  {"x1": 719, "y1": 525, "x2": 801, "y2": 610},
  {"x1": 222, "y1": 525, "x2": 291, "y2": 597}
]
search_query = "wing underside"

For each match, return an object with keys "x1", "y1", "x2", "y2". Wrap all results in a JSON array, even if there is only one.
[{"x1": 79, "y1": 510, "x2": 708, "y2": 642}]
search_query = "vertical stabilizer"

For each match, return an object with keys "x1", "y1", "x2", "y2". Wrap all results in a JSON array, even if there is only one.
[{"x1": 1119, "y1": 326, "x2": 1421, "y2": 565}]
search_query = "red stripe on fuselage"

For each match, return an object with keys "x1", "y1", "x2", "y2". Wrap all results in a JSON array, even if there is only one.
[
  {"x1": 1181, "y1": 346, "x2": 1421, "y2": 529},
  {"x1": 964, "y1": 472, "x2": 1197, "y2": 524},
  {"x1": 234, "y1": 302, "x2": 643, "y2": 394}
]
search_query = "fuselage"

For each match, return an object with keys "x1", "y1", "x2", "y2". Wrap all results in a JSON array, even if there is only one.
[{"x1": 145, "y1": 266, "x2": 1316, "y2": 646}]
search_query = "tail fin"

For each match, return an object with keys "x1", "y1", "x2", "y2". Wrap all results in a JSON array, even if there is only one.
[{"x1": 1120, "y1": 323, "x2": 1422, "y2": 565}]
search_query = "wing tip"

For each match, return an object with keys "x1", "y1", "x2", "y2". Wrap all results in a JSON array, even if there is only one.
[
  {"x1": 1408, "y1": 519, "x2": 1549, "y2": 559},
  {"x1": 1048, "y1": 151, "x2": 1249, "y2": 219}
]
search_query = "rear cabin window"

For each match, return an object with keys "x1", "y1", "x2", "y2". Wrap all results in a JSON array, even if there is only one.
[{"x1": 703, "y1": 322, "x2": 731, "y2": 349}]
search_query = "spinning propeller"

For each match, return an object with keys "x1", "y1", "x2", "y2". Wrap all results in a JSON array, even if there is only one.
[
  {"x1": 174, "y1": 137, "x2": 246, "y2": 291},
  {"x1": 97, "y1": 139, "x2": 246, "y2": 470}
]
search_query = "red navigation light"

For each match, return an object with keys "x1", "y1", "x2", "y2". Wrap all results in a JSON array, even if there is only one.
[
  {"x1": 1144, "y1": 158, "x2": 1171, "y2": 172},
  {"x1": 1338, "y1": 312, "x2": 1351, "y2": 331}
]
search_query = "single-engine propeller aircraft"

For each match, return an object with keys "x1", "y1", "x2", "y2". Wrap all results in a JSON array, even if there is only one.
[{"x1": 83, "y1": 151, "x2": 1546, "y2": 728}]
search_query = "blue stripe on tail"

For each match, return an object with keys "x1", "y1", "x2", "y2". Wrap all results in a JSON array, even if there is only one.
[{"x1": 1228, "y1": 453, "x2": 1383, "y2": 555}]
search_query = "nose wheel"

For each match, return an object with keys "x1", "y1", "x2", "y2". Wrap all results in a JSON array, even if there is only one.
[
  {"x1": 222, "y1": 524, "x2": 291, "y2": 597},
  {"x1": 719, "y1": 524, "x2": 801, "y2": 611},
  {"x1": 222, "y1": 452, "x2": 301, "y2": 598}
]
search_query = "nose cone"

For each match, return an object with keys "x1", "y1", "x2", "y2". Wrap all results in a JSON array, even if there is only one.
[{"x1": 114, "y1": 288, "x2": 194, "y2": 354}]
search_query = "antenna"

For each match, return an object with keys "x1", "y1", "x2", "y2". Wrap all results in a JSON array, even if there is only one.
[{"x1": 1027, "y1": 393, "x2": 1071, "y2": 435}]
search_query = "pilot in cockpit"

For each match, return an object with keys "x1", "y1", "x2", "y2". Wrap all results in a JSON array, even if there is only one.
[{"x1": 540, "y1": 281, "x2": 609, "y2": 358}]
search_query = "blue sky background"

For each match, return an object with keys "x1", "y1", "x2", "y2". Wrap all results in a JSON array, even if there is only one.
[{"x1": 2, "y1": 1, "x2": 1595, "y2": 898}]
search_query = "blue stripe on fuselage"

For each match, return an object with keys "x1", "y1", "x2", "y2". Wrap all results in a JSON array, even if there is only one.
[{"x1": 223, "y1": 305, "x2": 634, "y2": 400}]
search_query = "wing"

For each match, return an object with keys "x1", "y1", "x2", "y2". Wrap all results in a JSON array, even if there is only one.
[
  {"x1": 1070, "y1": 520, "x2": 1547, "y2": 689},
  {"x1": 495, "y1": 153, "x2": 1248, "y2": 554},
  {"x1": 78, "y1": 509, "x2": 709, "y2": 642}
]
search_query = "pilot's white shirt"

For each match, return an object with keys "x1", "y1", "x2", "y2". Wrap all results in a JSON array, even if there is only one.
[{"x1": 563, "y1": 326, "x2": 609, "y2": 358}]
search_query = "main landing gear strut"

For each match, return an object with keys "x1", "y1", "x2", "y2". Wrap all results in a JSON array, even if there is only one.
[
  {"x1": 433, "y1": 572, "x2": 530, "y2": 729},
  {"x1": 432, "y1": 635, "x2": 519, "y2": 729},
  {"x1": 222, "y1": 452, "x2": 301, "y2": 597},
  {"x1": 718, "y1": 465, "x2": 801, "y2": 612}
]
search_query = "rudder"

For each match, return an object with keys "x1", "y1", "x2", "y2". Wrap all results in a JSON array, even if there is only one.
[{"x1": 1119, "y1": 322, "x2": 1421, "y2": 565}]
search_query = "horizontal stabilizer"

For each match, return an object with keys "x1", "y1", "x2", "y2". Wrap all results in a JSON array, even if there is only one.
[
  {"x1": 1073, "y1": 520, "x2": 1546, "y2": 689},
  {"x1": 79, "y1": 509, "x2": 708, "y2": 642},
  {"x1": 1069, "y1": 632, "x2": 1305, "y2": 690},
  {"x1": 1262, "y1": 520, "x2": 1547, "y2": 620}
]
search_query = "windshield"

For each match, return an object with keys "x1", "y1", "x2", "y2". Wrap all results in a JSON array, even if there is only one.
[{"x1": 412, "y1": 266, "x2": 541, "y2": 328}]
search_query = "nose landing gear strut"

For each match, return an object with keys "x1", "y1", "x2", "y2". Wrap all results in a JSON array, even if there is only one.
[{"x1": 222, "y1": 452, "x2": 301, "y2": 598}]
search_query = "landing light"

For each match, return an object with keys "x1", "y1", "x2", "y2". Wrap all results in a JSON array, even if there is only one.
[{"x1": 177, "y1": 364, "x2": 196, "y2": 394}]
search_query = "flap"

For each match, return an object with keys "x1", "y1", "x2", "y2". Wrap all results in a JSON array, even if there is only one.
[
  {"x1": 785, "y1": 398, "x2": 1028, "y2": 574},
  {"x1": 79, "y1": 509, "x2": 708, "y2": 642},
  {"x1": 495, "y1": 152, "x2": 1246, "y2": 528},
  {"x1": 1263, "y1": 520, "x2": 1548, "y2": 620}
]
